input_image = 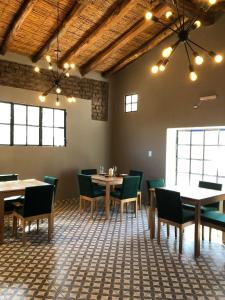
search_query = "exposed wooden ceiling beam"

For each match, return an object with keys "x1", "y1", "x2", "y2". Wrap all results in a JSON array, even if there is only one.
[
  {"x1": 80, "y1": 4, "x2": 170, "y2": 76},
  {"x1": 31, "y1": 0, "x2": 86, "y2": 63},
  {"x1": 102, "y1": 19, "x2": 180, "y2": 77},
  {"x1": 58, "y1": 0, "x2": 138, "y2": 66},
  {"x1": 0, "y1": 0, "x2": 38, "y2": 55}
]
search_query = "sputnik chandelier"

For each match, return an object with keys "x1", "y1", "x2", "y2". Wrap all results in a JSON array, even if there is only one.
[
  {"x1": 34, "y1": 0, "x2": 76, "y2": 106},
  {"x1": 146, "y1": 0, "x2": 223, "y2": 81}
]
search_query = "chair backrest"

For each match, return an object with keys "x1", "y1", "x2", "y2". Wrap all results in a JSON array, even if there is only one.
[
  {"x1": 120, "y1": 176, "x2": 140, "y2": 199},
  {"x1": 129, "y1": 170, "x2": 143, "y2": 190},
  {"x1": 44, "y1": 176, "x2": 58, "y2": 200},
  {"x1": 199, "y1": 181, "x2": 222, "y2": 191},
  {"x1": 155, "y1": 188, "x2": 183, "y2": 224},
  {"x1": 23, "y1": 185, "x2": 54, "y2": 218},
  {"x1": 78, "y1": 174, "x2": 94, "y2": 198},
  {"x1": 81, "y1": 169, "x2": 97, "y2": 175},
  {"x1": 146, "y1": 178, "x2": 165, "y2": 189},
  {"x1": 0, "y1": 174, "x2": 18, "y2": 182}
]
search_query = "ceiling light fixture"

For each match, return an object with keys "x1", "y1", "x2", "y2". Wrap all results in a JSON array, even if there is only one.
[
  {"x1": 34, "y1": 0, "x2": 76, "y2": 106},
  {"x1": 146, "y1": 0, "x2": 222, "y2": 82}
]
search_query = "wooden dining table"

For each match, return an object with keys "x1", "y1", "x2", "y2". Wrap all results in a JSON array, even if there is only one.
[
  {"x1": 0, "y1": 179, "x2": 49, "y2": 244},
  {"x1": 92, "y1": 175, "x2": 123, "y2": 219},
  {"x1": 149, "y1": 185, "x2": 225, "y2": 258}
]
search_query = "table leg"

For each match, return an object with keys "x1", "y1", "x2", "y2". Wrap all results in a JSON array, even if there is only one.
[
  {"x1": 223, "y1": 200, "x2": 225, "y2": 243},
  {"x1": 0, "y1": 196, "x2": 4, "y2": 244},
  {"x1": 149, "y1": 190, "x2": 156, "y2": 239},
  {"x1": 194, "y1": 204, "x2": 201, "y2": 258},
  {"x1": 105, "y1": 183, "x2": 110, "y2": 220}
]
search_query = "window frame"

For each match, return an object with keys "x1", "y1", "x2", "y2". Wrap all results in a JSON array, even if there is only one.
[
  {"x1": 0, "y1": 100, "x2": 67, "y2": 147},
  {"x1": 124, "y1": 93, "x2": 138, "y2": 113}
]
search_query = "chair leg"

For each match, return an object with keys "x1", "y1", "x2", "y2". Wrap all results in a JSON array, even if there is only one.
[
  {"x1": 167, "y1": 224, "x2": 170, "y2": 238},
  {"x1": 209, "y1": 227, "x2": 212, "y2": 242},
  {"x1": 80, "y1": 196, "x2": 83, "y2": 214},
  {"x1": 37, "y1": 220, "x2": 39, "y2": 232},
  {"x1": 13, "y1": 216, "x2": 17, "y2": 237},
  {"x1": 90, "y1": 201, "x2": 94, "y2": 219},
  {"x1": 138, "y1": 192, "x2": 142, "y2": 210},
  {"x1": 202, "y1": 225, "x2": 204, "y2": 241},
  {"x1": 28, "y1": 221, "x2": 31, "y2": 232},
  {"x1": 22, "y1": 220, "x2": 26, "y2": 246},
  {"x1": 120, "y1": 202, "x2": 124, "y2": 223},
  {"x1": 175, "y1": 226, "x2": 177, "y2": 239},
  {"x1": 48, "y1": 215, "x2": 52, "y2": 241},
  {"x1": 157, "y1": 219, "x2": 161, "y2": 244},
  {"x1": 135, "y1": 199, "x2": 138, "y2": 218},
  {"x1": 179, "y1": 226, "x2": 183, "y2": 255}
]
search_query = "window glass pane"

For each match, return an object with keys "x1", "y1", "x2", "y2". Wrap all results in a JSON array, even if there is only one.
[
  {"x1": 219, "y1": 130, "x2": 225, "y2": 145},
  {"x1": 177, "y1": 145, "x2": 190, "y2": 159},
  {"x1": 54, "y1": 110, "x2": 64, "y2": 127},
  {"x1": 205, "y1": 130, "x2": 218, "y2": 145},
  {"x1": 190, "y1": 174, "x2": 202, "y2": 186},
  {"x1": 0, "y1": 124, "x2": 10, "y2": 144},
  {"x1": 191, "y1": 160, "x2": 203, "y2": 174},
  {"x1": 192, "y1": 130, "x2": 204, "y2": 145},
  {"x1": 42, "y1": 108, "x2": 53, "y2": 126},
  {"x1": 125, "y1": 96, "x2": 131, "y2": 104},
  {"x1": 177, "y1": 173, "x2": 189, "y2": 186},
  {"x1": 204, "y1": 161, "x2": 217, "y2": 176},
  {"x1": 42, "y1": 127, "x2": 53, "y2": 146},
  {"x1": 218, "y1": 160, "x2": 225, "y2": 176},
  {"x1": 14, "y1": 105, "x2": 26, "y2": 125},
  {"x1": 191, "y1": 146, "x2": 203, "y2": 159},
  {"x1": 177, "y1": 159, "x2": 189, "y2": 173},
  {"x1": 14, "y1": 125, "x2": 26, "y2": 145},
  {"x1": 131, "y1": 103, "x2": 137, "y2": 112},
  {"x1": 27, "y1": 126, "x2": 39, "y2": 145},
  {"x1": 0, "y1": 102, "x2": 10, "y2": 124},
  {"x1": 54, "y1": 128, "x2": 64, "y2": 146},
  {"x1": 203, "y1": 175, "x2": 217, "y2": 183},
  {"x1": 126, "y1": 104, "x2": 131, "y2": 112},
  {"x1": 132, "y1": 94, "x2": 138, "y2": 102},
  {"x1": 28, "y1": 106, "x2": 39, "y2": 126},
  {"x1": 204, "y1": 146, "x2": 218, "y2": 161},
  {"x1": 178, "y1": 131, "x2": 190, "y2": 144},
  {"x1": 218, "y1": 177, "x2": 225, "y2": 185}
]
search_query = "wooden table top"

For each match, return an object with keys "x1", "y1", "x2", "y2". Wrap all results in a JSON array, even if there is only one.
[
  {"x1": 92, "y1": 175, "x2": 123, "y2": 183},
  {"x1": 0, "y1": 179, "x2": 49, "y2": 193}
]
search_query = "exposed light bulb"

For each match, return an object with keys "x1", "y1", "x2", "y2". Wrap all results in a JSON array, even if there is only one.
[
  {"x1": 45, "y1": 55, "x2": 51, "y2": 63},
  {"x1": 67, "y1": 97, "x2": 72, "y2": 103},
  {"x1": 159, "y1": 64, "x2": 166, "y2": 72},
  {"x1": 214, "y1": 54, "x2": 223, "y2": 63},
  {"x1": 48, "y1": 65, "x2": 53, "y2": 70},
  {"x1": 151, "y1": 65, "x2": 159, "y2": 74},
  {"x1": 66, "y1": 72, "x2": 70, "y2": 77},
  {"x1": 56, "y1": 87, "x2": 61, "y2": 94},
  {"x1": 145, "y1": 11, "x2": 153, "y2": 20},
  {"x1": 70, "y1": 63, "x2": 75, "y2": 69},
  {"x1": 194, "y1": 20, "x2": 201, "y2": 29},
  {"x1": 64, "y1": 63, "x2": 69, "y2": 69},
  {"x1": 190, "y1": 71, "x2": 198, "y2": 81},
  {"x1": 195, "y1": 54, "x2": 204, "y2": 65},
  {"x1": 56, "y1": 101, "x2": 60, "y2": 107},
  {"x1": 39, "y1": 95, "x2": 46, "y2": 102},
  {"x1": 162, "y1": 47, "x2": 173, "y2": 58},
  {"x1": 165, "y1": 11, "x2": 173, "y2": 19},
  {"x1": 72, "y1": 97, "x2": 76, "y2": 103},
  {"x1": 34, "y1": 66, "x2": 40, "y2": 73},
  {"x1": 208, "y1": 0, "x2": 217, "y2": 5}
]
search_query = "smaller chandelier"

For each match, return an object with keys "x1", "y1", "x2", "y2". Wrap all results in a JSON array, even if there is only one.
[
  {"x1": 146, "y1": 0, "x2": 223, "y2": 82},
  {"x1": 34, "y1": 0, "x2": 76, "y2": 106}
]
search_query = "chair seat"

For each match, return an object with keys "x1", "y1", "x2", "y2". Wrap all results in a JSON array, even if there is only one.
[
  {"x1": 183, "y1": 204, "x2": 218, "y2": 212},
  {"x1": 182, "y1": 209, "x2": 195, "y2": 223},
  {"x1": 110, "y1": 190, "x2": 121, "y2": 199},
  {"x1": 93, "y1": 189, "x2": 105, "y2": 198},
  {"x1": 201, "y1": 211, "x2": 225, "y2": 227}
]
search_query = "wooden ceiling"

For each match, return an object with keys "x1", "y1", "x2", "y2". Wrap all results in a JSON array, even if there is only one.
[{"x1": 0, "y1": 0, "x2": 224, "y2": 77}]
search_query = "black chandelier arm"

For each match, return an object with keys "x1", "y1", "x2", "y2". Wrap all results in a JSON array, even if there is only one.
[
  {"x1": 153, "y1": 16, "x2": 179, "y2": 34},
  {"x1": 173, "y1": 0, "x2": 182, "y2": 29},
  {"x1": 184, "y1": 42, "x2": 192, "y2": 66},
  {"x1": 188, "y1": 39, "x2": 210, "y2": 54},
  {"x1": 42, "y1": 83, "x2": 55, "y2": 97},
  {"x1": 186, "y1": 41, "x2": 196, "y2": 55}
]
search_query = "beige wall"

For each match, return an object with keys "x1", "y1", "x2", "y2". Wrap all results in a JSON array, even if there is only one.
[
  {"x1": 0, "y1": 86, "x2": 110, "y2": 200},
  {"x1": 109, "y1": 16, "x2": 225, "y2": 200}
]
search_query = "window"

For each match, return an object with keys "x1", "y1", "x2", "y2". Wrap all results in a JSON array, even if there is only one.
[
  {"x1": 125, "y1": 94, "x2": 138, "y2": 112},
  {"x1": 166, "y1": 127, "x2": 225, "y2": 186},
  {"x1": 0, "y1": 101, "x2": 66, "y2": 147}
]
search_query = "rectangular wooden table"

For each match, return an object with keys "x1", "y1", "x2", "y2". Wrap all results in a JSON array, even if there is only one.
[
  {"x1": 0, "y1": 179, "x2": 49, "y2": 244},
  {"x1": 149, "y1": 185, "x2": 225, "y2": 258},
  {"x1": 92, "y1": 175, "x2": 123, "y2": 219}
]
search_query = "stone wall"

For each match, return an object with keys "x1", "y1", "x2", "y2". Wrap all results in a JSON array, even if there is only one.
[{"x1": 0, "y1": 59, "x2": 108, "y2": 121}]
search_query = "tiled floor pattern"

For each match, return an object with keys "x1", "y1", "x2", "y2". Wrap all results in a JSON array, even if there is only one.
[{"x1": 0, "y1": 199, "x2": 224, "y2": 300}]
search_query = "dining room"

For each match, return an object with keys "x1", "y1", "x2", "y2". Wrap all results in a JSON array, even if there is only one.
[{"x1": 0, "y1": 0, "x2": 225, "y2": 299}]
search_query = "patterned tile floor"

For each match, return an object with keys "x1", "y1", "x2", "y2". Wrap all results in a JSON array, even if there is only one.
[{"x1": 0, "y1": 199, "x2": 225, "y2": 300}]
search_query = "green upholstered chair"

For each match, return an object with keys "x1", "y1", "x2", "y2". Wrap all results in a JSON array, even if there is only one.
[
  {"x1": 0, "y1": 174, "x2": 20, "y2": 214},
  {"x1": 129, "y1": 170, "x2": 143, "y2": 209},
  {"x1": 81, "y1": 169, "x2": 97, "y2": 175},
  {"x1": 78, "y1": 174, "x2": 105, "y2": 219},
  {"x1": 12, "y1": 185, "x2": 54, "y2": 245},
  {"x1": 43, "y1": 176, "x2": 58, "y2": 201},
  {"x1": 201, "y1": 211, "x2": 225, "y2": 239},
  {"x1": 155, "y1": 188, "x2": 195, "y2": 255},
  {"x1": 110, "y1": 176, "x2": 140, "y2": 223}
]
